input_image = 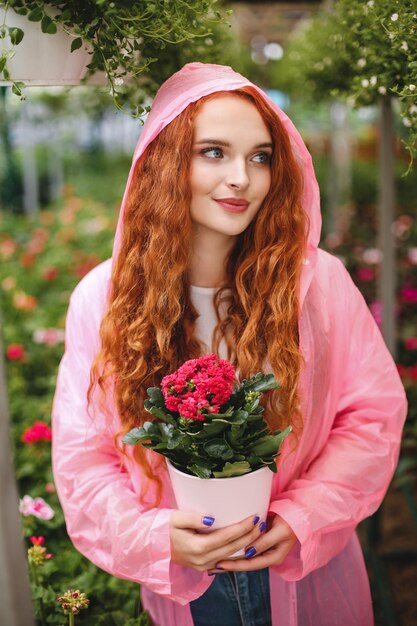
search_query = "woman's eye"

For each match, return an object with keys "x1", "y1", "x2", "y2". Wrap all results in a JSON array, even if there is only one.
[
  {"x1": 201, "y1": 147, "x2": 223, "y2": 159},
  {"x1": 252, "y1": 152, "x2": 271, "y2": 164}
]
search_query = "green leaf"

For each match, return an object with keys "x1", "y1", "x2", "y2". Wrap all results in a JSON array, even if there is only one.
[
  {"x1": 194, "y1": 421, "x2": 226, "y2": 439},
  {"x1": 71, "y1": 37, "x2": 83, "y2": 52},
  {"x1": 10, "y1": 28, "x2": 24, "y2": 46},
  {"x1": 249, "y1": 425, "x2": 292, "y2": 457},
  {"x1": 146, "y1": 386, "x2": 165, "y2": 407},
  {"x1": 27, "y1": 8, "x2": 44, "y2": 22},
  {"x1": 203, "y1": 438, "x2": 234, "y2": 460},
  {"x1": 41, "y1": 15, "x2": 57, "y2": 34},
  {"x1": 213, "y1": 461, "x2": 252, "y2": 478},
  {"x1": 187, "y1": 462, "x2": 212, "y2": 478},
  {"x1": 0, "y1": 57, "x2": 7, "y2": 74},
  {"x1": 147, "y1": 406, "x2": 176, "y2": 425},
  {"x1": 122, "y1": 422, "x2": 162, "y2": 445}
]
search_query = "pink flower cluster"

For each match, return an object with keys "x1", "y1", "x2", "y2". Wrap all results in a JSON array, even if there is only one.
[
  {"x1": 19, "y1": 495, "x2": 55, "y2": 520},
  {"x1": 22, "y1": 421, "x2": 52, "y2": 444},
  {"x1": 161, "y1": 354, "x2": 235, "y2": 421}
]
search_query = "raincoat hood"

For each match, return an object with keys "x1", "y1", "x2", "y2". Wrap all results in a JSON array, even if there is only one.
[{"x1": 113, "y1": 62, "x2": 321, "y2": 305}]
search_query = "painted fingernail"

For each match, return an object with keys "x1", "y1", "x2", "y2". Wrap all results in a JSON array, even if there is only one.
[
  {"x1": 259, "y1": 521, "x2": 267, "y2": 532},
  {"x1": 245, "y1": 546, "x2": 257, "y2": 559},
  {"x1": 202, "y1": 516, "x2": 215, "y2": 526},
  {"x1": 208, "y1": 572, "x2": 216, "y2": 576},
  {"x1": 253, "y1": 516, "x2": 260, "y2": 525},
  {"x1": 216, "y1": 567, "x2": 225, "y2": 570}
]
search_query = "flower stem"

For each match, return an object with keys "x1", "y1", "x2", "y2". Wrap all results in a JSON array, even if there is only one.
[
  {"x1": 29, "y1": 563, "x2": 47, "y2": 626},
  {"x1": 69, "y1": 613, "x2": 75, "y2": 626}
]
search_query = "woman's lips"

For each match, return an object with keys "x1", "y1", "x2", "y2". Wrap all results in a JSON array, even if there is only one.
[{"x1": 214, "y1": 198, "x2": 249, "y2": 213}]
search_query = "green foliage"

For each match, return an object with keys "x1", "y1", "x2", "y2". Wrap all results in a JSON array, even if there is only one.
[
  {"x1": 1, "y1": 0, "x2": 234, "y2": 114},
  {"x1": 123, "y1": 373, "x2": 292, "y2": 479},
  {"x1": 273, "y1": 0, "x2": 417, "y2": 166}
]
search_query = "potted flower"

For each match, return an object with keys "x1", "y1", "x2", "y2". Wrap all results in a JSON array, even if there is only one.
[
  {"x1": 123, "y1": 354, "x2": 291, "y2": 551},
  {"x1": 0, "y1": 0, "x2": 228, "y2": 113}
]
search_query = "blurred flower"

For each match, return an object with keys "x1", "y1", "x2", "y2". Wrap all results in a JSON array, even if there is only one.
[
  {"x1": 6, "y1": 344, "x2": 25, "y2": 361},
  {"x1": 396, "y1": 363, "x2": 407, "y2": 379},
  {"x1": 33, "y1": 328, "x2": 65, "y2": 346},
  {"x1": 404, "y1": 338, "x2": 417, "y2": 350},
  {"x1": 408, "y1": 247, "x2": 417, "y2": 265},
  {"x1": 362, "y1": 248, "x2": 382, "y2": 264},
  {"x1": 19, "y1": 495, "x2": 55, "y2": 520},
  {"x1": 20, "y1": 252, "x2": 36, "y2": 268},
  {"x1": 357, "y1": 267, "x2": 375, "y2": 282},
  {"x1": 409, "y1": 84, "x2": 416, "y2": 91},
  {"x1": 391, "y1": 13, "x2": 398, "y2": 21},
  {"x1": 378, "y1": 86, "x2": 387, "y2": 95},
  {"x1": 45, "y1": 482, "x2": 56, "y2": 494},
  {"x1": 39, "y1": 211, "x2": 54, "y2": 225},
  {"x1": 370, "y1": 76, "x2": 377, "y2": 86},
  {"x1": 22, "y1": 421, "x2": 52, "y2": 444},
  {"x1": 361, "y1": 79, "x2": 369, "y2": 88},
  {"x1": 400, "y1": 41, "x2": 409, "y2": 52},
  {"x1": 13, "y1": 291, "x2": 38, "y2": 311},
  {"x1": 393, "y1": 216, "x2": 412, "y2": 237},
  {"x1": 43, "y1": 266, "x2": 59, "y2": 281},
  {"x1": 325, "y1": 232, "x2": 342, "y2": 249},
  {"x1": 1, "y1": 276, "x2": 16, "y2": 291},
  {"x1": 30, "y1": 536, "x2": 45, "y2": 545},
  {"x1": 409, "y1": 365, "x2": 417, "y2": 381},
  {"x1": 400, "y1": 286, "x2": 417, "y2": 303},
  {"x1": 59, "y1": 208, "x2": 76, "y2": 225},
  {"x1": 28, "y1": 537, "x2": 53, "y2": 566},
  {"x1": 370, "y1": 301, "x2": 383, "y2": 327},
  {"x1": 403, "y1": 118, "x2": 412, "y2": 128},
  {"x1": 57, "y1": 589, "x2": 90, "y2": 616},
  {"x1": 357, "y1": 58, "x2": 367, "y2": 68},
  {"x1": 0, "y1": 238, "x2": 17, "y2": 259}
]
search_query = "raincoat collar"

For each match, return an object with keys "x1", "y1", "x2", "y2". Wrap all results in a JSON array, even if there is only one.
[{"x1": 113, "y1": 62, "x2": 321, "y2": 308}]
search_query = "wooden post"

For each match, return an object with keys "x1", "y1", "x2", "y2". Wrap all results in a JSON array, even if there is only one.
[
  {"x1": 378, "y1": 97, "x2": 397, "y2": 359},
  {"x1": 0, "y1": 322, "x2": 35, "y2": 625}
]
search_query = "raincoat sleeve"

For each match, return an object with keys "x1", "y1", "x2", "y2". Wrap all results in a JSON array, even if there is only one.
[
  {"x1": 268, "y1": 255, "x2": 407, "y2": 580},
  {"x1": 52, "y1": 265, "x2": 210, "y2": 604}
]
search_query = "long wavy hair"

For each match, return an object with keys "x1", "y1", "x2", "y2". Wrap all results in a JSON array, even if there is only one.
[{"x1": 88, "y1": 87, "x2": 308, "y2": 508}]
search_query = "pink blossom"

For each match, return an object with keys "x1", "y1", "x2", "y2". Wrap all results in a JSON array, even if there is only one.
[
  {"x1": 33, "y1": 328, "x2": 65, "y2": 346},
  {"x1": 404, "y1": 337, "x2": 417, "y2": 350},
  {"x1": 161, "y1": 354, "x2": 235, "y2": 421},
  {"x1": 19, "y1": 495, "x2": 55, "y2": 520},
  {"x1": 22, "y1": 421, "x2": 52, "y2": 444},
  {"x1": 407, "y1": 247, "x2": 417, "y2": 265},
  {"x1": 6, "y1": 344, "x2": 25, "y2": 361},
  {"x1": 400, "y1": 286, "x2": 417, "y2": 303},
  {"x1": 357, "y1": 267, "x2": 375, "y2": 282}
]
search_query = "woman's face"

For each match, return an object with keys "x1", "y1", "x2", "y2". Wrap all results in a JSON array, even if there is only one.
[{"x1": 189, "y1": 94, "x2": 272, "y2": 240}]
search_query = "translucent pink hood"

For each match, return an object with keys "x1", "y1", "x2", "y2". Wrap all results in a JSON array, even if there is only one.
[{"x1": 113, "y1": 62, "x2": 321, "y2": 305}]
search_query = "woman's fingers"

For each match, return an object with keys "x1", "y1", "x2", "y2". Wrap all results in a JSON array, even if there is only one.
[{"x1": 169, "y1": 510, "x2": 264, "y2": 570}]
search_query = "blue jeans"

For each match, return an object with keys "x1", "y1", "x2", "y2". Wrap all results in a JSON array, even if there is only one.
[{"x1": 189, "y1": 568, "x2": 272, "y2": 626}]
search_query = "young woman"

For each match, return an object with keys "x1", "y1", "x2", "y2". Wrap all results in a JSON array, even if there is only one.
[{"x1": 52, "y1": 62, "x2": 407, "y2": 626}]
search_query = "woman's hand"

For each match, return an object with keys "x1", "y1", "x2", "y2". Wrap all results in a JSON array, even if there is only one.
[
  {"x1": 206, "y1": 515, "x2": 297, "y2": 574},
  {"x1": 170, "y1": 511, "x2": 265, "y2": 571}
]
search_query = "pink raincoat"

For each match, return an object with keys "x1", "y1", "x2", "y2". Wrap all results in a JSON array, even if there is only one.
[{"x1": 52, "y1": 63, "x2": 407, "y2": 626}]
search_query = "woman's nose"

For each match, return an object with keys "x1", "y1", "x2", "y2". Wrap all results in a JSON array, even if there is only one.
[{"x1": 225, "y1": 157, "x2": 250, "y2": 190}]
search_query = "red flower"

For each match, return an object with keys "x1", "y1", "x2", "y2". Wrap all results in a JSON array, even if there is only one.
[
  {"x1": 161, "y1": 354, "x2": 235, "y2": 421},
  {"x1": 404, "y1": 337, "x2": 417, "y2": 350},
  {"x1": 22, "y1": 421, "x2": 52, "y2": 444},
  {"x1": 43, "y1": 267, "x2": 59, "y2": 281},
  {"x1": 357, "y1": 267, "x2": 375, "y2": 282},
  {"x1": 30, "y1": 536, "x2": 45, "y2": 545},
  {"x1": 6, "y1": 344, "x2": 25, "y2": 361}
]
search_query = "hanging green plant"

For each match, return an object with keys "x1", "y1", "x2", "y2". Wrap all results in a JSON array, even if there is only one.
[{"x1": 0, "y1": 0, "x2": 231, "y2": 115}]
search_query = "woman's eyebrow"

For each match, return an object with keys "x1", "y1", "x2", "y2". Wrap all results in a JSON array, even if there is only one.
[{"x1": 195, "y1": 139, "x2": 273, "y2": 149}]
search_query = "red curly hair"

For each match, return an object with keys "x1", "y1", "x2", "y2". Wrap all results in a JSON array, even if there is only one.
[{"x1": 88, "y1": 87, "x2": 307, "y2": 508}]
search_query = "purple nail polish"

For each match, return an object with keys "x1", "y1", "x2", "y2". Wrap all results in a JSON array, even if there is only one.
[
  {"x1": 216, "y1": 567, "x2": 225, "y2": 570},
  {"x1": 245, "y1": 546, "x2": 256, "y2": 559},
  {"x1": 202, "y1": 516, "x2": 215, "y2": 527},
  {"x1": 208, "y1": 572, "x2": 216, "y2": 576},
  {"x1": 259, "y1": 521, "x2": 267, "y2": 532},
  {"x1": 253, "y1": 516, "x2": 260, "y2": 525}
]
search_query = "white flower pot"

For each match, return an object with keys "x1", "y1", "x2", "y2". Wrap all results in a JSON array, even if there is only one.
[
  {"x1": 166, "y1": 460, "x2": 274, "y2": 558},
  {"x1": 0, "y1": 7, "x2": 105, "y2": 86}
]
